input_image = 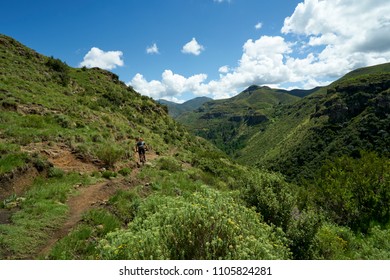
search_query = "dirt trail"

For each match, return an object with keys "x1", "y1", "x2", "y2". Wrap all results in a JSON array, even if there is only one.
[
  {"x1": 18, "y1": 142, "x2": 160, "y2": 258},
  {"x1": 38, "y1": 179, "x2": 123, "y2": 257},
  {"x1": 38, "y1": 168, "x2": 145, "y2": 257}
]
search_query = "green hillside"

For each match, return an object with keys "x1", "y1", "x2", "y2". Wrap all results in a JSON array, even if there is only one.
[
  {"x1": 177, "y1": 86, "x2": 302, "y2": 156},
  {"x1": 0, "y1": 34, "x2": 291, "y2": 260},
  {"x1": 1, "y1": 35, "x2": 390, "y2": 261},
  {"x1": 238, "y1": 63, "x2": 390, "y2": 181}
]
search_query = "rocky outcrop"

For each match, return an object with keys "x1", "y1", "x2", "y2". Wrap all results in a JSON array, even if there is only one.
[
  {"x1": 229, "y1": 114, "x2": 268, "y2": 126},
  {"x1": 314, "y1": 74, "x2": 390, "y2": 124}
]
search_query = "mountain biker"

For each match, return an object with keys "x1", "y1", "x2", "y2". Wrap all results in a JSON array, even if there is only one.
[{"x1": 135, "y1": 137, "x2": 147, "y2": 163}]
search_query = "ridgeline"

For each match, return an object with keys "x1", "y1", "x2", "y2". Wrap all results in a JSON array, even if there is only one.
[{"x1": 1, "y1": 34, "x2": 390, "y2": 260}]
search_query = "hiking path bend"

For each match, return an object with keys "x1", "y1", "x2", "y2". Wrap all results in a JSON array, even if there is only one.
[{"x1": 19, "y1": 142, "x2": 159, "y2": 259}]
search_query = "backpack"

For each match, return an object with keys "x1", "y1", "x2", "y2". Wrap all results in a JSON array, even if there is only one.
[{"x1": 137, "y1": 141, "x2": 145, "y2": 150}]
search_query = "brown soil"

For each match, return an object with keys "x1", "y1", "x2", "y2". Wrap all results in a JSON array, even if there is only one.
[
  {"x1": 0, "y1": 166, "x2": 39, "y2": 201},
  {"x1": 5, "y1": 141, "x2": 160, "y2": 259},
  {"x1": 37, "y1": 178, "x2": 127, "y2": 257},
  {"x1": 21, "y1": 142, "x2": 99, "y2": 173}
]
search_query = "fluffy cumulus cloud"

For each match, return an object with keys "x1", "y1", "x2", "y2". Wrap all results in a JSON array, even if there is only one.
[
  {"x1": 146, "y1": 43, "x2": 159, "y2": 54},
  {"x1": 79, "y1": 47, "x2": 124, "y2": 70},
  {"x1": 181, "y1": 38, "x2": 205, "y2": 56},
  {"x1": 131, "y1": 35, "x2": 293, "y2": 99},
  {"x1": 282, "y1": 0, "x2": 390, "y2": 78},
  {"x1": 130, "y1": 70, "x2": 208, "y2": 100},
  {"x1": 131, "y1": 0, "x2": 390, "y2": 100}
]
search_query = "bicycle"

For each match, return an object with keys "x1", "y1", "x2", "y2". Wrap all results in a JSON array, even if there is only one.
[{"x1": 139, "y1": 151, "x2": 146, "y2": 165}]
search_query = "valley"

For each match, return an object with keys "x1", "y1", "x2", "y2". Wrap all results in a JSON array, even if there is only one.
[{"x1": 1, "y1": 34, "x2": 390, "y2": 260}]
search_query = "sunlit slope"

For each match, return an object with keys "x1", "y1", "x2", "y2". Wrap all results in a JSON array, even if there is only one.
[
  {"x1": 177, "y1": 86, "x2": 302, "y2": 156},
  {"x1": 238, "y1": 63, "x2": 390, "y2": 180}
]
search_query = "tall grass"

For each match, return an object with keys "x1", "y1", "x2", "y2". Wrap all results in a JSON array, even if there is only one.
[
  {"x1": 48, "y1": 209, "x2": 121, "y2": 260},
  {"x1": 0, "y1": 173, "x2": 91, "y2": 259},
  {"x1": 0, "y1": 153, "x2": 29, "y2": 175}
]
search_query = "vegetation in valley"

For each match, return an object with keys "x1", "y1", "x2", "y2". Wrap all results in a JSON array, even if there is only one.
[
  {"x1": 177, "y1": 85, "x2": 302, "y2": 156},
  {"x1": 1, "y1": 34, "x2": 390, "y2": 260}
]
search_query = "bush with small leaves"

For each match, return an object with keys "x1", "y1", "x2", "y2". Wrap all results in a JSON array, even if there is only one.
[
  {"x1": 95, "y1": 143, "x2": 125, "y2": 168},
  {"x1": 312, "y1": 151, "x2": 390, "y2": 232},
  {"x1": 98, "y1": 186, "x2": 291, "y2": 260}
]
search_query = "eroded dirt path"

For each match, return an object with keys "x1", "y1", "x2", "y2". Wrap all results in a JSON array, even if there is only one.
[
  {"x1": 37, "y1": 178, "x2": 125, "y2": 257},
  {"x1": 25, "y1": 143, "x2": 160, "y2": 259}
]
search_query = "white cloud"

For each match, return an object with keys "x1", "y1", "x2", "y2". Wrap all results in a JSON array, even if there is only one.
[
  {"x1": 130, "y1": 0, "x2": 390, "y2": 100},
  {"x1": 130, "y1": 70, "x2": 208, "y2": 100},
  {"x1": 181, "y1": 38, "x2": 205, "y2": 56},
  {"x1": 130, "y1": 73, "x2": 165, "y2": 98},
  {"x1": 219, "y1": 65, "x2": 230, "y2": 73},
  {"x1": 146, "y1": 43, "x2": 159, "y2": 54},
  {"x1": 281, "y1": 0, "x2": 390, "y2": 74},
  {"x1": 255, "y1": 22, "x2": 263, "y2": 30},
  {"x1": 79, "y1": 47, "x2": 124, "y2": 70},
  {"x1": 130, "y1": 36, "x2": 299, "y2": 100}
]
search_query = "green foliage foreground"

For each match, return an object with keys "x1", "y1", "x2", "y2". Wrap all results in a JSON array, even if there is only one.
[
  {"x1": 312, "y1": 151, "x2": 390, "y2": 233},
  {"x1": 2, "y1": 35, "x2": 390, "y2": 260},
  {"x1": 98, "y1": 186, "x2": 291, "y2": 260}
]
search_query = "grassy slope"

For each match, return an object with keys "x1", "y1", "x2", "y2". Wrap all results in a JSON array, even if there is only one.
[
  {"x1": 0, "y1": 34, "x2": 207, "y2": 257},
  {"x1": 238, "y1": 63, "x2": 390, "y2": 180},
  {"x1": 177, "y1": 86, "x2": 301, "y2": 156},
  {"x1": 0, "y1": 34, "x2": 191, "y2": 172},
  {"x1": 2, "y1": 35, "x2": 390, "y2": 260},
  {"x1": 0, "y1": 34, "x2": 292, "y2": 260}
]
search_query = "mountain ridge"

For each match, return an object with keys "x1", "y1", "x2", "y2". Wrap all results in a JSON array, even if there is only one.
[
  {"x1": 2, "y1": 34, "x2": 390, "y2": 261},
  {"x1": 238, "y1": 62, "x2": 390, "y2": 180},
  {"x1": 158, "y1": 96, "x2": 213, "y2": 118},
  {"x1": 176, "y1": 85, "x2": 304, "y2": 156}
]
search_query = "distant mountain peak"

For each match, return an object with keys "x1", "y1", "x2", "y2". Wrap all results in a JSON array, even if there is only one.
[
  {"x1": 243, "y1": 85, "x2": 261, "y2": 92},
  {"x1": 158, "y1": 96, "x2": 213, "y2": 118}
]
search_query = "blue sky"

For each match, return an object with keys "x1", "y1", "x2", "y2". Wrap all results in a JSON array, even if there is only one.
[{"x1": 2, "y1": 0, "x2": 390, "y2": 102}]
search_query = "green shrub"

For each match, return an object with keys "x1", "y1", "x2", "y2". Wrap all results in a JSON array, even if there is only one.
[
  {"x1": 48, "y1": 225, "x2": 96, "y2": 259},
  {"x1": 156, "y1": 157, "x2": 182, "y2": 172},
  {"x1": 95, "y1": 143, "x2": 125, "y2": 168},
  {"x1": 98, "y1": 186, "x2": 291, "y2": 260},
  {"x1": 312, "y1": 151, "x2": 390, "y2": 232},
  {"x1": 312, "y1": 223, "x2": 354, "y2": 260},
  {"x1": 29, "y1": 154, "x2": 52, "y2": 172},
  {"x1": 0, "y1": 142, "x2": 20, "y2": 155},
  {"x1": 240, "y1": 169, "x2": 324, "y2": 259},
  {"x1": 312, "y1": 223, "x2": 390, "y2": 260},
  {"x1": 353, "y1": 225, "x2": 390, "y2": 259},
  {"x1": 72, "y1": 144, "x2": 92, "y2": 160},
  {"x1": 54, "y1": 114, "x2": 73, "y2": 128},
  {"x1": 241, "y1": 171, "x2": 297, "y2": 230},
  {"x1": 285, "y1": 208, "x2": 323, "y2": 259},
  {"x1": 21, "y1": 115, "x2": 46, "y2": 129},
  {"x1": 108, "y1": 190, "x2": 141, "y2": 224},
  {"x1": 46, "y1": 56, "x2": 70, "y2": 86}
]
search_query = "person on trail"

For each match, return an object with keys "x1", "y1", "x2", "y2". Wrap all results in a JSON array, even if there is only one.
[{"x1": 135, "y1": 137, "x2": 147, "y2": 163}]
